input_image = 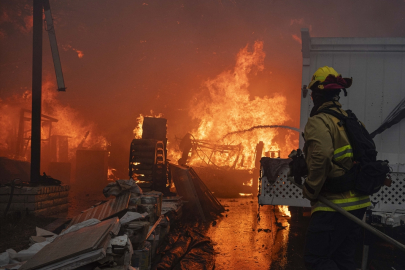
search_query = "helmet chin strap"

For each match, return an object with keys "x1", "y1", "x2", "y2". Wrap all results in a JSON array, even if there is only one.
[{"x1": 342, "y1": 88, "x2": 348, "y2": 96}]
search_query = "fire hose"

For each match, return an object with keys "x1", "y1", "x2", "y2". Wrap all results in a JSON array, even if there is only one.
[{"x1": 289, "y1": 181, "x2": 405, "y2": 253}]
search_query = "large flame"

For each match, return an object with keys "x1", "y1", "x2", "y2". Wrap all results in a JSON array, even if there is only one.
[
  {"x1": 0, "y1": 80, "x2": 107, "y2": 161},
  {"x1": 41, "y1": 81, "x2": 107, "y2": 158},
  {"x1": 187, "y1": 41, "x2": 294, "y2": 169}
]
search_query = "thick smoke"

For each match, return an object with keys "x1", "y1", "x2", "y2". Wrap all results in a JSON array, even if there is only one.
[{"x1": 1, "y1": 0, "x2": 405, "y2": 177}]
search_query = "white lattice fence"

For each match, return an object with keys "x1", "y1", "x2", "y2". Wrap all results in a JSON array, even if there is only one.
[
  {"x1": 259, "y1": 160, "x2": 405, "y2": 213},
  {"x1": 371, "y1": 172, "x2": 405, "y2": 212},
  {"x1": 258, "y1": 164, "x2": 311, "y2": 207}
]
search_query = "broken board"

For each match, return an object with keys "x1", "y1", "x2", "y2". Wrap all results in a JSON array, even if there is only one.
[
  {"x1": 20, "y1": 218, "x2": 120, "y2": 270},
  {"x1": 170, "y1": 164, "x2": 206, "y2": 222},
  {"x1": 67, "y1": 192, "x2": 130, "y2": 228}
]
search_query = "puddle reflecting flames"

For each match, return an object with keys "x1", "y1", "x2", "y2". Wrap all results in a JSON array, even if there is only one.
[{"x1": 207, "y1": 198, "x2": 290, "y2": 269}]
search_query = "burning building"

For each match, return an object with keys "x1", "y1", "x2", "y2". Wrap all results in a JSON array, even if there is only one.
[{"x1": 0, "y1": 81, "x2": 108, "y2": 185}]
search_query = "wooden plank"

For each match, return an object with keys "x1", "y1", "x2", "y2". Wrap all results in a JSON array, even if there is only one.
[
  {"x1": 44, "y1": 217, "x2": 71, "y2": 233},
  {"x1": 170, "y1": 164, "x2": 205, "y2": 222},
  {"x1": 188, "y1": 168, "x2": 224, "y2": 213},
  {"x1": 67, "y1": 192, "x2": 130, "y2": 228},
  {"x1": 145, "y1": 215, "x2": 163, "y2": 241},
  {"x1": 19, "y1": 218, "x2": 119, "y2": 270}
]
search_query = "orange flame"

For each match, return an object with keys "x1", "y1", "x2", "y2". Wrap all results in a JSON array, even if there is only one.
[
  {"x1": 186, "y1": 41, "x2": 294, "y2": 169},
  {"x1": 278, "y1": 205, "x2": 291, "y2": 217},
  {"x1": 41, "y1": 81, "x2": 107, "y2": 157},
  {"x1": 133, "y1": 115, "x2": 144, "y2": 139},
  {"x1": 76, "y1": 50, "x2": 84, "y2": 58},
  {"x1": 133, "y1": 111, "x2": 163, "y2": 139},
  {"x1": 62, "y1": 44, "x2": 84, "y2": 59},
  {"x1": 0, "y1": 80, "x2": 107, "y2": 161}
]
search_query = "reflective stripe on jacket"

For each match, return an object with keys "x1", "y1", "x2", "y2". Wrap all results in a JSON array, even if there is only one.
[{"x1": 302, "y1": 101, "x2": 371, "y2": 214}]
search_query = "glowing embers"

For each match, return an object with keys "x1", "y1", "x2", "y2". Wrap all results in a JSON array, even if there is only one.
[
  {"x1": 243, "y1": 178, "x2": 253, "y2": 187},
  {"x1": 108, "y1": 167, "x2": 118, "y2": 181},
  {"x1": 129, "y1": 139, "x2": 167, "y2": 191},
  {"x1": 239, "y1": 193, "x2": 253, "y2": 196}
]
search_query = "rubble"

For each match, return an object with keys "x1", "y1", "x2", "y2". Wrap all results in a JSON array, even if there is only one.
[
  {"x1": 120, "y1": 212, "x2": 149, "y2": 225},
  {"x1": 1, "y1": 166, "x2": 223, "y2": 270},
  {"x1": 60, "y1": 219, "x2": 101, "y2": 236},
  {"x1": 152, "y1": 228, "x2": 215, "y2": 270},
  {"x1": 103, "y1": 179, "x2": 143, "y2": 198}
]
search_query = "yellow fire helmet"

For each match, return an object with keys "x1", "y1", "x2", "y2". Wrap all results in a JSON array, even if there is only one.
[{"x1": 308, "y1": 66, "x2": 352, "y2": 91}]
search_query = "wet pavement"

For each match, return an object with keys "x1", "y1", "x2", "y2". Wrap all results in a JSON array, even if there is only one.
[
  {"x1": 206, "y1": 197, "x2": 405, "y2": 270},
  {"x1": 66, "y1": 190, "x2": 310, "y2": 269},
  {"x1": 49, "y1": 188, "x2": 405, "y2": 269},
  {"x1": 207, "y1": 197, "x2": 308, "y2": 270}
]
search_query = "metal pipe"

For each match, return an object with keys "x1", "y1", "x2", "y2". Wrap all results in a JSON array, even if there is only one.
[
  {"x1": 292, "y1": 182, "x2": 405, "y2": 253},
  {"x1": 361, "y1": 245, "x2": 369, "y2": 269},
  {"x1": 30, "y1": 0, "x2": 43, "y2": 185},
  {"x1": 43, "y1": 0, "x2": 66, "y2": 91}
]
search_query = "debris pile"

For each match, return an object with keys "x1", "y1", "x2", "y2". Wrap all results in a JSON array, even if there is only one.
[
  {"x1": 0, "y1": 158, "x2": 225, "y2": 270},
  {"x1": 0, "y1": 178, "x2": 185, "y2": 270},
  {"x1": 153, "y1": 228, "x2": 215, "y2": 270}
]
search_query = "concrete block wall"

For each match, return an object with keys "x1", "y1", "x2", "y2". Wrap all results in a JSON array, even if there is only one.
[{"x1": 0, "y1": 185, "x2": 69, "y2": 216}]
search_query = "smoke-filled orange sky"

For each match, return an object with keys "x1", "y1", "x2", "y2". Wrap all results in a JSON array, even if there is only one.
[{"x1": 1, "y1": 0, "x2": 405, "y2": 177}]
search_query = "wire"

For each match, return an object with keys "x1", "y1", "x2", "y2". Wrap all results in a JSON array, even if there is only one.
[{"x1": 4, "y1": 178, "x2": 21, "y2": 217}]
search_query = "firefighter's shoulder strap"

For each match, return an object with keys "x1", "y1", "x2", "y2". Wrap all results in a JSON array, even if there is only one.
[{"x1": 315, "y1": 106, "x2": 390, "y2": 195}]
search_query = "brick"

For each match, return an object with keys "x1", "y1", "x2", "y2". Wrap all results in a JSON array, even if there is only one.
[
  {"x1": 37, "y1": 200, "x2": 53, "y2": 209},
  {"x1": 0, "y1": 190, "x2": 70, "y2": 203},
  {"x1": 53, "y1": 197, "x2": 69, "y2": 206},
  {"x1": 0, "y1": 185, "x2": 70, "y2": 195},
  {"x1": 0, "y1": 197, "x2": 69, "y2": 211}
]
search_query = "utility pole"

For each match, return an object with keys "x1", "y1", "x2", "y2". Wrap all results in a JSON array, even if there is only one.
[
  {"x1": 30, "y1": 0, "x2": 43, "y2": 185},
  {"x1": 30, "y1": 0, "x2": 65, "y2": 184}
]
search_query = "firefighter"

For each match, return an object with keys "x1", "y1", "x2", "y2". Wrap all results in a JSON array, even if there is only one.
[{"x1": 303, "y1": 66, "x2": 370, "y2": 270}]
